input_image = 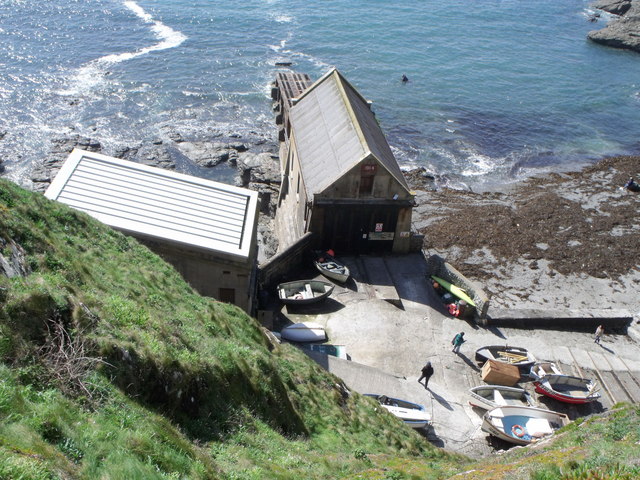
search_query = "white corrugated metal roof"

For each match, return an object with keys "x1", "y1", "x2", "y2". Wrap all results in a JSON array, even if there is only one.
[
  {"x1": 45, "y1": 149, "x2": 258, "y2": 260},
  {"x1": 289, "y1": 69, "x2": 409, "y2": 197}
]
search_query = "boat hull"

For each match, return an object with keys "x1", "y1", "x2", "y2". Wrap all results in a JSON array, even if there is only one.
[
  {"x1": 529, "y1": 362, "x2": 562, "y2": 381},
  {"x1": 314, "y1": 252, "x2": 350, "y2": 283},
  {"x1": 533, "y1": 375, "x2": 601, "y2": 404},
  {"x1": 475, "y1": 345, "x2": 536, "y2": 370},
  {"x1": 315, "y1": 264, "x2": 349, "y2": 283},
  {"x1": 277, "y1": 280, "x2": 334, "y2": 305},
  {"x1": 482, "y1": 405, "x2": 569, "y2": 446},
  {"x1": 468, "y1": 385, "x2": 534, "y2": 410},
  {"x1": 281, "y1": 322, "x2": 327, "y2": 342},
  {"x1": 365, "y1": 394, "x2": 431, "y2": 429}
]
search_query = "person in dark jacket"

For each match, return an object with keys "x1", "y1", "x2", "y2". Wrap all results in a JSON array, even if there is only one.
[{"x1": 418, "y1": 361, "x2": 434, "y2": 389}]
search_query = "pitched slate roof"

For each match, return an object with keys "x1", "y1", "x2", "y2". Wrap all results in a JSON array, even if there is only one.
[
  {"x1": 45, "y1": 149, "x2": 258, "y2": 260},
  {"x1": 288, "y1": 68, "x2": 409, "y2": 197}
]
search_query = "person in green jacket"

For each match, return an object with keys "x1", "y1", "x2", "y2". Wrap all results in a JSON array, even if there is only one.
[{"x1": 452, "y1": 332, "x2": 465, "y2": 354}]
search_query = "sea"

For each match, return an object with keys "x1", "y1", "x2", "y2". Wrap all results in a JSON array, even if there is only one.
[{"x1": 1, "y1": 0, "x2": 639, "y2": 191}]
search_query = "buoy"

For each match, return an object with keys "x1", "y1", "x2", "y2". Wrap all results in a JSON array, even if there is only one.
[{"x1": 512, "y1": 424, "x2": 526, "y2": 438}]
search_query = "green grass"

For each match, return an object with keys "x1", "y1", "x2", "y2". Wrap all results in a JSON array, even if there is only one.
[
  {"x1": 0, "y1": 178, "x2": 466, "y2": 478},
  {"x1": 2, "y1": 177, "x2": 639, "y2": 479}
]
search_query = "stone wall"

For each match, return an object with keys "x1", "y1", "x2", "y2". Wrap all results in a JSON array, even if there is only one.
[
  {"x1": 425, "y1": 253, "x2": 491, "y2": 322},
  {"x1": 257, "y1": 232, "x2": 314, "y2": 292}
]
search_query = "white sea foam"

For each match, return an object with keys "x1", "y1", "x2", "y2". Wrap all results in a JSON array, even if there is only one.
[
  {"x1": 102, "y1": 1, "x2": 187, "y2": 64},
  {"x1": 59, "y1": 1, "x2": 186, "y2": 96}
]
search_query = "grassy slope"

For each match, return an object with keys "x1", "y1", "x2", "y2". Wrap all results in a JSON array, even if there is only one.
[
  {"x1": 0, "y1": 179, "x2": 462, "y2": 479},
  {"x1": 457, "y1": 405, "x2": 640, "y2": 480},
  {"x1": 1, "y1": 178, "x2": 639, "y2": 480}
]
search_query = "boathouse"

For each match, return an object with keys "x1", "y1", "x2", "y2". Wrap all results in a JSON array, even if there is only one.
[
  {"x1": 273, "y1": 68, "x2": 414, "y2": 254},
  {"x1": 45, "y1": 149, "x2": 260, "y2": 313}
]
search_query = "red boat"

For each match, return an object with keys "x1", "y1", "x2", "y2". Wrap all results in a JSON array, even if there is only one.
[{"x1": 533, "y1": 374, "x2": 601, "y2": 405}]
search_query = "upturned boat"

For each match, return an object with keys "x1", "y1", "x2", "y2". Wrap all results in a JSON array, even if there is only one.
[
  {"x1": 280, "y1": 322, "x2": 327, "y2": 342},
  {"x1": 365, "y1": 394, "x2": 432, "y2": 429},
  {"x1": 482, "y1": 405, "x2": 570, "y2": 446},
  {"x1": 533, "y1": 374, "x2": 601, "y2": 405}
]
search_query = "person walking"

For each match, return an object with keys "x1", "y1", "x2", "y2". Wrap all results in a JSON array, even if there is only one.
[
  {"x1": 595, "y1": 325, "x2": 604, "y2": 344},
  {"x1": 452, "y1": 332, "x2": 465, "y2": 354},
  {"x1": 418, "y1": 361, "x2": 434, "y2": 389}
]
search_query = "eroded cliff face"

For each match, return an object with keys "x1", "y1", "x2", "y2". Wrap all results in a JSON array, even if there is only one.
[{"x1": 588, "y1": 0, "x2": 640, "y2": 53}]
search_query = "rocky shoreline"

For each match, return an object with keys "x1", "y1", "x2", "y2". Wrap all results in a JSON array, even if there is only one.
[
  {"x1": 3, "y1": 124, "x2": 639, "y2": 322},
  {"x1": 588, "y1": 0, "x2": 640, "y2": 53},
  {"x1": 407, "y1": 155, "x2": 640, "y2": 322}
]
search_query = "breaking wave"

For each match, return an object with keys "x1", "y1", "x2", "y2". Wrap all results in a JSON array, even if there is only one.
[{"x1": 59, "y1": 0, "x2": 186, "y2": 96}]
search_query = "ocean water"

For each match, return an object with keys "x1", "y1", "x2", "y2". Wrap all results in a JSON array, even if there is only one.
[{"x1": 1, "y1": 0, "x2": 639, "y2": 190}]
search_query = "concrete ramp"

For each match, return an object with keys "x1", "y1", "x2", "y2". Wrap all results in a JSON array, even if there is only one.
[
  {"x1": 302, "y1": 349, "x2": 490, "y2": 457},
  {"x1": 356, "y1": 256, "x2": 402, "y2": 307}
]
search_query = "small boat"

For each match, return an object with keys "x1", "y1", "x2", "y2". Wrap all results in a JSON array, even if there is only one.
[
  {"x1": 281, "y1": 322, "x2": 327, "y2": 342},
  {"x1": 468, "y1": 385, "x2": 535, "y2": 411},
  {"x1": 313, "y1": 251, "x2": 350, "y2": 283},
  {"x1": 534, "y1": 374, "x2": 601, "y2": 405},
  {"x1": 277, "y1": 280, "x2": 334, "y2": 305},
  {"x1": 365, "y1": 394, "x2": 432, "y2": 429},
  {"x1": 475, "y1": 345, "x2": 537, "y2": 370},
  {"x1": 482, "y1": 405, "x2": 570, "y2": 446},
  {"x1": 529, "y1": 362, "x2": 563, "y2": 381}
]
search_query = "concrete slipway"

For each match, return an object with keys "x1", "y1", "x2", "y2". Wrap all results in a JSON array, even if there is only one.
[{"x1": 276, "y1": 253, "x2": 640, "y2": 458}]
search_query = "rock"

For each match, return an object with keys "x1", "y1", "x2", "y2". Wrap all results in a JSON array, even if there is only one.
[
  {"x1": 113, "y1": 144, "x2": 141, "y2": 161},
  {"x1": 249, "y1": 182, "x2": 279, "y2": 217},
  {"x1": 588, "y1": 1, "x2": 640, "y2": 53},
  {"x1": 236, "y1": 152, "x2": 281, "y2": 186},
  {"x1": 31, "y1": 134, "x2": 103, "y2": 191},
  {"x1": 0, "y1": 239, "x2": 31, "y2": 278},
  {"x1": 166, "y1": 130, "x2": 185, "y2": 143},
  {"x1": 257, "y1": 218, "x2": 279, "y2": 260},
  {"x1": 175, "y1": 141, "x2": 249, "y2": 168},
  {"x1": 136, "y1": 145, "x2": 176, "y2": 170},
  {"x1": 592, "y1": 0, "x2": 632, "y2": 15}
]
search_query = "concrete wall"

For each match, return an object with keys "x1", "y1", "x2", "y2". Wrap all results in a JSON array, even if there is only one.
[
  {"x1": 257, "y1": 232, "x2": 314, "y2": 292},
  {"x1": 137, "y1": 236, "x2": 256, "y2": 313},
  {"x1": 485, "y1": 308, "x2": 633, "y2": 332},
  {"x1": 274, "y1": 138, "x2": 310, "y2": 252}
]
